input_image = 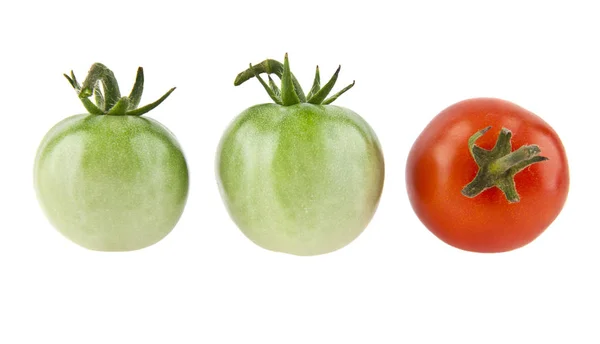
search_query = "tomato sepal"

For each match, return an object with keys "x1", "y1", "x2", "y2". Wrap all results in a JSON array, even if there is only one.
[
  {"x1": 234, "y1": 53, "x2": 354, "y2": 106},
  {"x1": 280, "y1": 53, "x2": 301, "y2": 106},
  {"x1": 64, "y1": 63, "x2": 175, "y2": 117},
  {"x1": 461, "y1": 126, "x2": 549, "y2": 203}
]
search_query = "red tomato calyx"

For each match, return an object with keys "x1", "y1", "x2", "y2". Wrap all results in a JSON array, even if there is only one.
[
  {"x1": 64, "y1": 63, "x2": 175, "y2": 117},
  {"x1": 234, "y1": 53, "x2": 355, "y2": 106},
  {"x1": 461, "y1": 126, "x2": 549, "y2": 203}
]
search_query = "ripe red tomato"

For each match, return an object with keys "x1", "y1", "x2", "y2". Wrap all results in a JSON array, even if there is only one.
[{"x1": 406, "y1": 98, "x2": 569, "y2": 253}]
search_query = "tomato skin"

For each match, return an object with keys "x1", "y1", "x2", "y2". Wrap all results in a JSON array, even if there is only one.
[
  {"x1": 406, "y1": 98, "x2": 569, "y2": 253},
  {"x1": 216, "y1": 103, "x2": 384, "y2": 256},
  {"x1": 34, "y1": 114, "x2": 189, "y2": 251}
]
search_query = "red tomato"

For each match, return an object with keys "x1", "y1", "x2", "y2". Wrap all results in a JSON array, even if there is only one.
[{"x1": 406, "y1": 98, "x2": 569, "y2": 253}]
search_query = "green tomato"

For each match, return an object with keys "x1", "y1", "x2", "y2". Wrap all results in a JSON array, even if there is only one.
[
  {"x1": 216, "y1": 55, "x2": 384, "y2": 256},
  {"x1": 34, "y1": 63, "x2": 189, "y2": 251}
]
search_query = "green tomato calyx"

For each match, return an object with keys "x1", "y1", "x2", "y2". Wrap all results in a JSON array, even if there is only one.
[
  {"x1": 64, "y1": 63, "x2": 175, "y2": 116},
  {"x1": 461, "y1": 126, "x2": 548, "y2": 203},
  {"x1": 234, "y1": 53, "x2": 355, "y2": 106}
]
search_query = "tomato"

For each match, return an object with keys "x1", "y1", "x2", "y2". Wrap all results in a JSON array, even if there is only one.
[
  {"x1": 216, "y1": 54, "x2": 384, "y2": 256},
  {"x1": 406, "y1": 98, "x2": 569, "y2": 253},
  {"x1": 34, "y1": 63, "x2": 189, "y2": 251}
]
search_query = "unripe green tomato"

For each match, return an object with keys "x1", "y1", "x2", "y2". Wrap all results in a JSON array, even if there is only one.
[
  {"x1": 216, "y1": 55, "x2": 384, "y2": 256},
  {"x1": 34, "y1": 63, "x2": 188, "y2": 251}
]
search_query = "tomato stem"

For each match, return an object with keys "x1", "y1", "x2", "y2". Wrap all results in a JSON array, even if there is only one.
[
  {"x1": 234, "y1": 58, "x2": 306, "y2": 101},
  {"x1": 461, "y1": 127, "x2": 549, "y2": 203},
  {"x1": 489, "y1": 145, "x2": 544, "y2": 174},
  {"x1": 80, "y1": 63, "x2": 122, "y2": 109}
]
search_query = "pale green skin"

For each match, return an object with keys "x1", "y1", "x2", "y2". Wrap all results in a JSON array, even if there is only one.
[
  {"x1": 34, "y1": 114, "x2": 189, "y2": 251},
  {"x1": 216, "y1": 103, "x2": 385, "y2": 256}
]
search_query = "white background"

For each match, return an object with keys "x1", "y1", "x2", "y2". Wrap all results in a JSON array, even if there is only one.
[{"x1": 1, "y1": 0, "x2": 599, "y2": 343}]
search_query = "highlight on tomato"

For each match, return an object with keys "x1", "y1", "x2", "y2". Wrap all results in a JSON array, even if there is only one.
[
  {"x1": 406, "y1": 98, "x2": 569, "y2": 253},
  {"x1": 34, "y1": 63, "x2": 189, "y2": 251},
  {"x1": 216, "y1": 54, "x2": 385, "y2": 256}
]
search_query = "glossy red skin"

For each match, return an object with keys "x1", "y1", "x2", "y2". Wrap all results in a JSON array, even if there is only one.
[{"x1": 406, "y1": 98, "x2": 569, "y2": 253}]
